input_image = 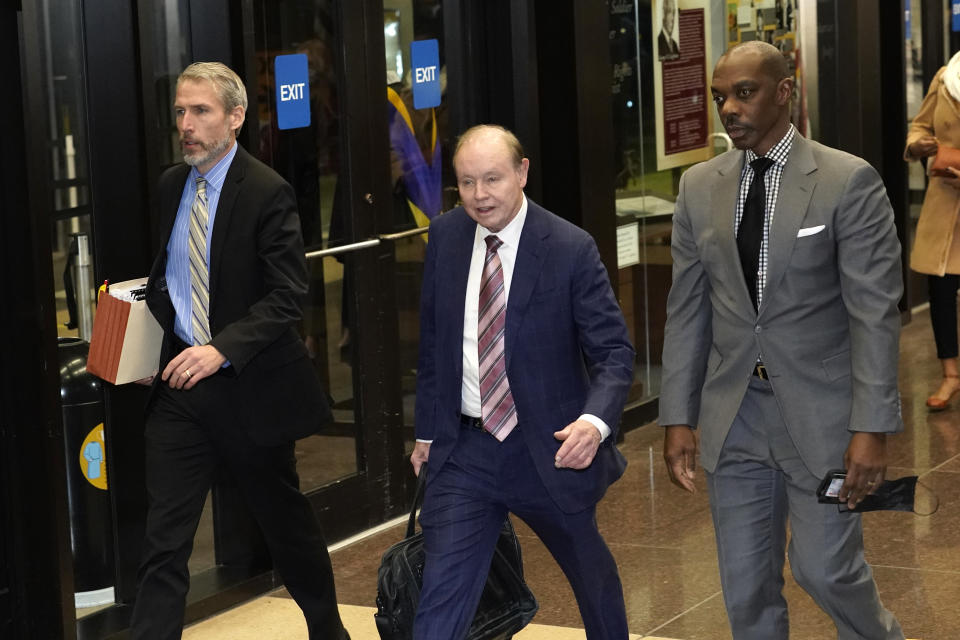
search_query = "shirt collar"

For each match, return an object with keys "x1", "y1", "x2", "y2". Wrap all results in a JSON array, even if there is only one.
[
  {"x1": 746, "y1": 123, "x2": 796, "y2": 168},
  {"x1": 478, "y1": 195, "x2": 528, "y2": 249},
  {"x1": 189, "y1": 141, "x2": 238, "y2": 194}
]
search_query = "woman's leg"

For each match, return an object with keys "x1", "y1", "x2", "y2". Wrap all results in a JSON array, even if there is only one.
[{"x1": 926, "y1": 274, "x2": 960, "y2": 406}]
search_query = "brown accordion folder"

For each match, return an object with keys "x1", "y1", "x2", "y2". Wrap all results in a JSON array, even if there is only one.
[
  {"x1": 928, "y1": 145, "x2": 960, "y2": 177},
  {"x1": 86, "y1": 278, "x2": 163, "y2": 385}
]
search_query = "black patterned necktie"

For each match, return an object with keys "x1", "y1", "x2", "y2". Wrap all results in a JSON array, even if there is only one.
[{"x1": 737, "y1": 157, "x2": 774, "y2": 312}]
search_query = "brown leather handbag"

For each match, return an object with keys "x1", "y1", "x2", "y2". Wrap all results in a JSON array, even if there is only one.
[{"x1": 929, "y1": 144, "x2": 960, "y2": 177}]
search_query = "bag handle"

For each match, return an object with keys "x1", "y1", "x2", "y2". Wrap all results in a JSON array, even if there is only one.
[{"x1": 406, "y1": 463, "x2": 428, "y2": 538}]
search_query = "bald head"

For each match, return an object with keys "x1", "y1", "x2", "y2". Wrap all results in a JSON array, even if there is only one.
[
  {"x1": 710, "y1": 40, "x2": 793, "y2": 155},
  {"x1": 454, "y1": 124, "x2": 526, "y2": 170},
  {"x1": 718, "y1": 41, "x2": 790, "y2": 85}
]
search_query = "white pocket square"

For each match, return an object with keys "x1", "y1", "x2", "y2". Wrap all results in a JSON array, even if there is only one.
[{"x1": 797, "y1": 225, "x2": 825, "y2": 238}]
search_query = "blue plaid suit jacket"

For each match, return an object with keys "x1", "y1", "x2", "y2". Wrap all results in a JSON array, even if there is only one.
[{"x1": 414, "y1": 200, "x2": 634, "y2": 513}]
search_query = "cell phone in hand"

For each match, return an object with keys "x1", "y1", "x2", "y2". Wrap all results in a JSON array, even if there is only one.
[{"x1": 816, "y1": 469, "x2": 847, "y2": 504}]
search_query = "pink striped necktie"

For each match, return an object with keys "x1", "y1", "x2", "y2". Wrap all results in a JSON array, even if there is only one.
[{"x1": 478, "y1": 235, "x2": 517, "y2": 441}]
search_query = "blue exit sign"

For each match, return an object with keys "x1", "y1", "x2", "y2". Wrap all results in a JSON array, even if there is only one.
[
  {"x1": 410, "y1": 39, "x2": 441, "y2": 109},
  {"x1": 275, "y1": 54, "x2": 311, "y2": 130}
]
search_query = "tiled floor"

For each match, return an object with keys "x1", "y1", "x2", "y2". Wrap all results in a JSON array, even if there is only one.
[
  {"x1": 185, "y1": 308, "x2": 957, "y2": 639},
  {"x1": 182, "y1": 599, "x2": 650, "y2": 639}
]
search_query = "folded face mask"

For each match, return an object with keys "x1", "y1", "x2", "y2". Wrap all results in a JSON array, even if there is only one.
[{"x1": 838, "y1": 475, "x2": 938, "y2": 515}]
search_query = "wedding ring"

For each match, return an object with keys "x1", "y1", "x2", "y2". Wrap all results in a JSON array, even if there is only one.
[
  {"x1": 866, "y1": 481, "x2": 876, "y2": 486},
  {"x1": 183, "y1": 369, "x2": 191, "y2": 379}
]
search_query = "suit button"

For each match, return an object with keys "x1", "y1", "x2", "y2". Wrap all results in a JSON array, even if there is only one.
[{"x1": 754, "y1": 325, "x2": 761, "y2": 334}]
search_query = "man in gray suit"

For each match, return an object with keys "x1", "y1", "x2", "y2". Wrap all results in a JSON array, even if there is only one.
[{"x1": 659, "y1": 42, "x2": 905, "y2": 639}]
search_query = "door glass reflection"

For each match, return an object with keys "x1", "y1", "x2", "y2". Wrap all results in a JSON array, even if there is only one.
[
  {"x1": 394, "y1": 233, "x2": 426, "y2": 453},
  {"x1": 296, "y1": 254, "x2": 360, "y2": 487},
  {"x1": 381, "y1": 0, "x2": 450, "y2": 452},
  {"x1": 251, "y1": 0, "x2": 359, "y2": 490},
  {"x1": 610, "y1": 1, "x2": 668, "y2": 405},
  {"x1": 33, "y1": 0, "x2": 95, "y2": 342}
]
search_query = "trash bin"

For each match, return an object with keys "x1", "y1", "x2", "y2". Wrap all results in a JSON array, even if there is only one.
[{"x1": 58, "y1": 337, "x2": 115, "y2": 608}]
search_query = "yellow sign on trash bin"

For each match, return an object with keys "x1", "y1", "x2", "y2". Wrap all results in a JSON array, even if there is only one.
[{"x1": 79, "y1": 423, "x2": 108, "y2": 490}]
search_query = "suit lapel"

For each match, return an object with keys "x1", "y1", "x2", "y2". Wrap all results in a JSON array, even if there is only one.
[
  {"x1": 146, "y1": 165, "x2": 190, "y2": 335},
  {"x1": 440, "y1": 212, "x2": 475, "y2": 379},
  {"x1": 711, "y1": 151, "x2": 753, "y2": 313},
  {"x1": 761, "y1": 135, "x2": 817, "y2": 315},
  {"x1": 148, "y1": 165, "x2": 190, "y2": 289},
  {"x1": 208, "y1": 146, "x2": 246, "y2": 304},
  {"x1": 505, "y1": 202, "x2": 549, "y2": 372},
  {"x1": 158, "y1": 165, "x2": 191, "y2": 253}
]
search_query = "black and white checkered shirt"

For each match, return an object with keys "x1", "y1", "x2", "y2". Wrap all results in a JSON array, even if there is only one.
[{"x1": 735, "y1": 124, "x2": 796, "y2": 309}]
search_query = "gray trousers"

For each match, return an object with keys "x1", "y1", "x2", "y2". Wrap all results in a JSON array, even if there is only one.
[{"x1": 705, "y1": 375, "x2": 903, "y2": 640}]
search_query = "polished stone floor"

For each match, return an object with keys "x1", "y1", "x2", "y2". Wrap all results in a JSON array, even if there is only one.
[{"x1": 185, "y1": 308, "x2": 953, "y2": 639}]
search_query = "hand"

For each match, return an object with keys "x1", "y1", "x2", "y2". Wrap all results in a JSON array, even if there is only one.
[
  {"x1": 410, "y1": 442, "x2": 430, "y2": 476},
  {"x1": 838, "y1": 432, "x2": 887, "y2": 510},
  {"x1": 940, "y1": 166, "x2": 960, "y2": 190},
  {"x1": 908, "y1": 135, "x2": 938, "y2": 158},
  {"x1": 663, "y1": 425, "x2": 698, "y2": 493},
  {"x1": 161, "y1": 345, "x2": 226, "y2": 390},
  {"x1": 553, "y1": 420, "x2": 602, "y2": 469}
]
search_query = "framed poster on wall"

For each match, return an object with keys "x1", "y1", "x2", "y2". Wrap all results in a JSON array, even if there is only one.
[{"x1": 652, "y1": 0, "x2": 713, "y2": 171}]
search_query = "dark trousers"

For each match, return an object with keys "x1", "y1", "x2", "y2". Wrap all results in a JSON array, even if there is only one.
[
  {"x1": 413, "y1": 423, "x2": 627, "y2": 640},
  {"x1": 928, "y1": 274, "x2": 960, "y2": 359},
  {"x1": 129, "y1": 376, "x2": 345, "y2": 640}
]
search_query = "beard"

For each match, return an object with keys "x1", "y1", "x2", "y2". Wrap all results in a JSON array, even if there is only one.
[{"x1": 181, "y1": 131, "x2": 232, "y2": 168}]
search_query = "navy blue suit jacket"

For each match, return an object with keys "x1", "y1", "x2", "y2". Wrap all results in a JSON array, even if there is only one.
[{"x1": 415, "y1": 200, "x2": 634, "y2": 514}]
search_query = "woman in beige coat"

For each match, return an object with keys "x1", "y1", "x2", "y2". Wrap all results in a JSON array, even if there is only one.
[{"x1": 906, "y1": 56, "x2": 960, "y2": 410}]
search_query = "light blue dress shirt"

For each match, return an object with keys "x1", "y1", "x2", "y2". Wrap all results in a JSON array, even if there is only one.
[{"x1": 165, "y1": 142, "x2": 238, "y2": 346}]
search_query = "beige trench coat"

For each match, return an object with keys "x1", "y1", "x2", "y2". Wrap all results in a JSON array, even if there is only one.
[{"x1": 906, "y1": 66, "x2": 960, "y2": 276}]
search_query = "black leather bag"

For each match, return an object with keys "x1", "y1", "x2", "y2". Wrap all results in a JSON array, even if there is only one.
[{"x1": 373, "y1": 466, "x2": 539, "y2": 639}]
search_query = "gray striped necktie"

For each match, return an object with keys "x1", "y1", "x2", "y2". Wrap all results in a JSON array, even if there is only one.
[{"x1": 189, "y1": 177, "x2": 212, "y2": 345}]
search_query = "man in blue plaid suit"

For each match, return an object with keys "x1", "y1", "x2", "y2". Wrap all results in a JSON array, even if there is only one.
[{"x1": 410, "y1": 125, "x2": 635, "y2": 640}]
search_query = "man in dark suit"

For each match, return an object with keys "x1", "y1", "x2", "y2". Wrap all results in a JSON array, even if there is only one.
[
  {"x1": 131, "y1": 62, "x2": 348, "y2": 640},
  {"x1": 410, "y1": 125, "x2": 634, "y2": 639},
  {"x1": 660, "y1": 42, "x2": 904, "y2": 638},
  {"x1": 658, "y1": 0, "x2": 680, "y2": 61}
]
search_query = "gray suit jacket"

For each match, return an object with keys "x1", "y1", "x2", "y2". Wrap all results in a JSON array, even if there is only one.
[{"x1": 659, "y1": 134, "x2": 904, "y2": 477}]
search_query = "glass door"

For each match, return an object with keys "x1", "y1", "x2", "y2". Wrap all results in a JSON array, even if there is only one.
[
  {"x1": 241, "y1": 0, "x2": 417, "y2": 539},
  {"x1": 13, "y1": 0, "x2": 436, "y2": 634},
  {"x1": 247, "y1": 0, "x2": 365, "y2": 498},
  {"x1": 141, "y1": 0, "x2": 416, "y2": 584},
  {"x1": 379, "y1": 0, "x2": 453, "y2": 458}
]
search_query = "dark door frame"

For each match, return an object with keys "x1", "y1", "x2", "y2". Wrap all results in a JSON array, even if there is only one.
[
  {"x1": 3, "y1": 3, "x2": 76, "y2": 638},
  {"x1": 815, "y1": 0, "x2": 910, "y2": 318}
]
